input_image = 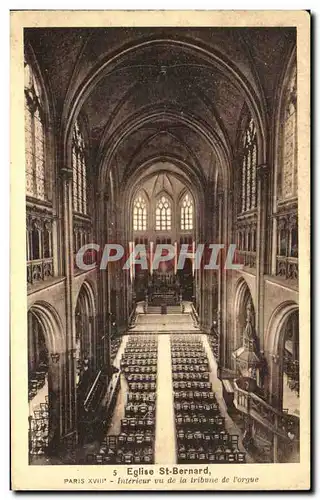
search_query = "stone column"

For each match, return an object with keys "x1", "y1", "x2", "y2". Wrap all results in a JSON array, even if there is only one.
[
  {"x1": 255, "y1": 164, "x2": 269, "y2": 357},
  {"x1": 217, "y1": 191, "x2": 224, "y2": 366},
  {"x1": 47, "y1": 351, "x2": 69, "y2": 454},
  {"x1": 97, "y1": 191, "x2": 110, "y2": 367},
  {"x1": 60, "y1": 167, "x2": 77, "y2": 444}
]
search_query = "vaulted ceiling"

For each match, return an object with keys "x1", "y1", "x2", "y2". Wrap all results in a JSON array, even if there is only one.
[{"x1": 26, "y1": 27, "x2": 296, "y2": 191}]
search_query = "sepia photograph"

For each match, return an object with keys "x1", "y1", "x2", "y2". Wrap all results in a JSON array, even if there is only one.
[{"x1": 10, "y1": 10, "x2": 310, "y2": 491}]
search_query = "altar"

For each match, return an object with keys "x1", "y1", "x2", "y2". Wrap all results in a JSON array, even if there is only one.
[{"x1": 148, "y1": 271, "x2": 180, "y2": 306}]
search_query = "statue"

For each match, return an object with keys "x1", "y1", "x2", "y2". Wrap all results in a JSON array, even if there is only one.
[{"x1": 243, "y1": 300, "x2": 255, "y2": 342}]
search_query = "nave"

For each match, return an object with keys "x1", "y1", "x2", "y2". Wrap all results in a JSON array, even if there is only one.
[
  {"x1": 31, "y1": 331, "x2": 251, "y2": 466},
  {"x1": 25, "y1": 27, "x2": 301, "y2": 466}
]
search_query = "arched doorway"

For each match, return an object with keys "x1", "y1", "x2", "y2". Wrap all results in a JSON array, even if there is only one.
[
  {"x1": 28, "y1": 310, "x2": 49, "y2": 456},
  {"x1": 234, "y1": 279, "x2": 256, "y2": 350},
  {"x1": 27, "y1": 302, "x2": 64, "y2": 458},
  {"x1": 280, "y1": 309, "x2": 299, "y2": 416},
  {"x1": 75, "y1": 282, "x2": 96, "y2": 388},
  {"x1": 268, "y1": 302, "x2": 299, "y2": 412},
  {"x1": 75, "y1": 281, "x2": 98, "y2": 445}
]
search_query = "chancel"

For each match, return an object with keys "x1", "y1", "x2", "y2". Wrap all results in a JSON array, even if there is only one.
[{"x1": 25, "y1": 27, "x2": 299, "y2": 465}]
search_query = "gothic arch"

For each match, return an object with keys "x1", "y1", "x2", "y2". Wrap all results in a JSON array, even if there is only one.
[
  {"x1": 61, "y1": 37, "x2": 267, "y2": 166},
  {"x1": 97, "y1": 107, "x2": 231, "y2": 191},
  {"x1": 233, "y1": 277, "x2": 255, "y2": 349},
  {"x1": 74, "y1": 280, "x2": 97, "y2": 367},
  {"x1": 27, "y1": 301, "x2": 64, "y2": 354},
  {"x1": 24, "y1": 42, "x2": 56, "y2": 204},
  {"x1": 122, "y1": 158, "x2": 205, "y2": 244},
  {"x1": 74, "y1": 279, "x2": 96, "y2": 316},
  {"x1": 273, "y1": 45, "x2": 297, "y2": 208},
  {"x1": 266, "y1": 300, "x2": 299, "y2": 407},
  {"x1": 131, "y1": 189, "x2": 150, "y2": 233}
]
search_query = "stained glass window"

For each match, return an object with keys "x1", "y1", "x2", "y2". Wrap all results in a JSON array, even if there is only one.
[
  {"x1": 181, "y1": 193, "x2": 193, "y2": 230},
  {"x1": 281, "y1": 67, "x2": 297, "y2": 199},
  {"x1": 133, "y1": 196, "x2": 147, "y2": 231},
  {"x1": 240, "y1": 118, "x2": 257, "y2": 212},
  {"x1": 24, "y1": 60, "x2": 45, "y2": 200},
  {"x1": 155, "y1": 196, "x2": 171, "y2": 231},
  {"x1": 72, "y1": 121, "x2": 87, "y2": 214}
]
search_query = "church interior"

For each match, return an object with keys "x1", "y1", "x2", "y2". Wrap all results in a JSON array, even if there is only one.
[{"x1": 25, "y1": 27, "x2": 299, "y2": 465}]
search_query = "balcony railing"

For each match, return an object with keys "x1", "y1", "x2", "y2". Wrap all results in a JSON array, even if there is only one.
[
  {"x1": 237, "y1": 250, "x2": 256, "y2": 269},
  {"x1": 27, "y1": 258, "x2": 54, "y2": 285},
  {"x1": 233, "y1": 380, "x2": 299, "y2": 441},
  {"x1": 276, "y1": 256, "x2": 298, "y2": 281}
]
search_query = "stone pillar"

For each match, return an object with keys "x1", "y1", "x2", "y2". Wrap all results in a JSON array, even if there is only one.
[
  {"x1": 60, "y1": 167, "x2": 77, "y2": 444},
  {"x1": 47, "y1": 351, "x2": 69, "y2": 454},
  {"x1": 255, "y1": 164, "x2": 269, "y2": 357},
  {"x1": 97, "y1": 191, "x2": 110, "y2": 367},
  {"x1": 217, "y1": 191, "x2": 225, "y2": 366}
]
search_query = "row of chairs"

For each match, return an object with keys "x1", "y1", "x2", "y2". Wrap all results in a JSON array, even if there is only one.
[
  {"x1": 127, "y1": 392, "x2": 156, "y2": 403},
  {"x1": 174, "y1": 401, "x2": 220, "y2": 413},
  {"x1": 171, "y1": 356, "x2": 209, "y2": 364},
  {"x1": 29, "y1": 398, "x2": 49, "y2": 455},
  {"x1": 173, "y1": 372, "x2": 209, "y2": 381},
  {"x1": 87, "y1": 336, "x2": 158, "y2": 464},
  {"x1": 171, "y1": 336, "x2": 246, "y2": 464},
  {"x1": 124, "y1": 348, "x2": 158, "y2": 354},
  {"x1": 122, "y1": 365, "x2": 157, "y2": 374},
  {"x1": 121, "y1": 358, "x2": 157, "y2": 367},
  {"x1": 173, "y1": 381, "x2": 212, "y2": 391},
  {"x1": 128, "y1": 382, "x2": 157, "y2": 392},
  {"x1": 207, "y1": 334, "x2": 220, "y2": 360},
  {"x1": 177, "y1": 447, "x2": 245, "y2": 464},
  {"x1": 28, "y1": 367, "x2": 47, "y2": 401},
  {"x1": 110, "y1": 336, "x2": 122, "y2": 363},
  {"x1": 87, "y1": 445, "x2": 154, "y2": 464},
  {"x1": 172, "y1": 365, "x2": 209, "y2": 373},
  {"x1": 125, "y1": 403, "x2": 156, "y2": 417},
  {"x1": 120, "y1": 353, "x2": 157, "y2": 360},
  {"x1": 121, "y1": 417, "x2": 156, "y2": 432},
  {"x1": 175, "y1": 415, "x2": 225, "y2": 430},
  {"x1": 174, "y1": 391, "x2": 217, "y2": 401}
]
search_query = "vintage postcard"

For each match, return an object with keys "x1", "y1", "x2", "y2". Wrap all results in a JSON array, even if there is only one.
[{"x1": 10, "y1": 10, "x2": 310, "y2": 491}]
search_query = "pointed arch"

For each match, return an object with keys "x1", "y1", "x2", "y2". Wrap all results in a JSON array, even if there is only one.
[
  {"x1": 27, "y1": 301, "x2": 64, "y2": 354},
  {"x1": 24, "y1": 48, "x2": 51, "y2": 201},
  {"x1": 278, "y1": 56, "x2": 297, "y2": 200},
  {"x1": 266, "y1": 301, "x2": 299, "y2": 409},
  {"x1": 155, "y1": 192, "x2": 173, "y2": 231},
  {"x1": 72, "y1": 117, "x2": 88, "y2": 215},
  {"x1": 179, "y1": 190, "x2": 194, "y2": 231},
  {"x1": 132, "y1": 192, "x2": 148, "y2": 232},
  {"x1": 234, "y1": 277, "x2": 255, "y2": 348}
]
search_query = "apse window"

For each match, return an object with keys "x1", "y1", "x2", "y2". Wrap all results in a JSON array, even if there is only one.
[
  {"x1": 241, "y1": 117, "x2": 257, "y2": 212},
  {"x1": 24, "y1": 60, "x2": 46, "y2": 200},
  {"x1": 133, "y1": 196, "x2": 147, "y2": 231},
  {"x1": 281, "y1": 67, "x2": 297, "y2": 199},
  {"x1": 72, "y1": 120, "x2": 87, "y2": 215},
  {"x1": 181, "y1": 193, "x2": 193, "y2": 231},
  {"x1": 155, "y1": 196, "x2": 171, "y2": 231}
]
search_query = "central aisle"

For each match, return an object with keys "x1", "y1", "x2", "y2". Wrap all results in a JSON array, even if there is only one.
[{"x1": 155, "y1": 335, "x2": 176, "y2": 464}]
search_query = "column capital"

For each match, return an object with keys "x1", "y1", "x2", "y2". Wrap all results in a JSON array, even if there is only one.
[
  {"x1": 60, "y1": 167, "x2": 73, "y2": 181},
  {"x1": 256, "y1": 163, "x2": 269, "y2": 179}
]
